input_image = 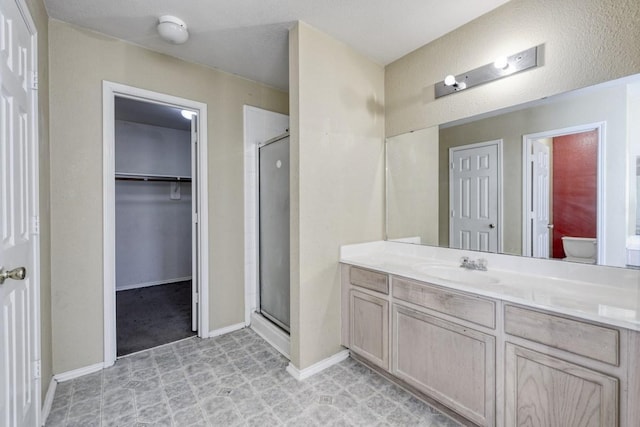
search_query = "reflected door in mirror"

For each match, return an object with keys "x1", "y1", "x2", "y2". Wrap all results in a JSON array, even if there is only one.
[
  {"x1": 531, "y1": 139, "x2": 551, "y2": 258},
  {"x1": 449, "y1": 140, "x2": 501, "y2": 252}
]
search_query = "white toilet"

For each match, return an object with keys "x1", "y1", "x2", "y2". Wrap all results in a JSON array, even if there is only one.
[{"x1": 561, "y1": 236, "x2": 597, "y2": 264}]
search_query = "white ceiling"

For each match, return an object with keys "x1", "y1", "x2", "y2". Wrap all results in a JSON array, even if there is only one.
[{"x1": 44, "y1": 0, "x2": 511, "y2": 91}]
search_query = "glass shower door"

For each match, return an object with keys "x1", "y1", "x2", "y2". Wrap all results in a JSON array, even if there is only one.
[{"x1": 258, "y1": 134, "x2": 290, "y2": 332}]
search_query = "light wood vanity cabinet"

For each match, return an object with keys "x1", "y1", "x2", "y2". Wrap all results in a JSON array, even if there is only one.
[
  {"x1": 505, "y1": 343, "x2": 618, "y2": 427},
  {"x1": 349, "y1": 290, "x2": 389, "y2": 369},
  {"x1": 341, "y1": 266, "x2": 391, "y2": 370},
  {"x1": 392, "y1": 304, "x2": 495, "y2": 426},
  {"x1": 340, "y1": 263, "x2": 639, "y2": 427},
  {"x1": 504, "y1": 304, "x2": 622, "y2": 427}
]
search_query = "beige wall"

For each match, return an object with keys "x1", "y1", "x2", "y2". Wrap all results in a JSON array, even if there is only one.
[
  {"x1": 24, "y1": 0, "x2": 51, "y2": 402},
  {"x1": 437, "y1": 84, "x2": 628, "y2": 264},
  {"x1": 386, "y1": 127, "x2": 439, "y2": 245},
  {"x1": 385, "y1": 0, "x2": 640, "y2": 137},
  {"x1": 289, "y1": 22, "x2": 385, "y2": 369},
  {"x1": 49, "y1": 20, "x2": 288, "y2": 373}
]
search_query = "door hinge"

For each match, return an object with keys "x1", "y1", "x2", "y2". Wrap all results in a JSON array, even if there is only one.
[
  {"x1": 193, "y1": 213, "x2": 198, "y2": 224},
  {"x1": 194, "y1": 292, "x2": 199, "y2": 303},
  {"x1": 31, "y1": 71, "x2": 38, "y2": 90},
  {"x1": 34, "y1": 360, "x2": 41, "y2": 379},
  {"x1": 450, "y1": 162, "x2": 454, "y2": 170},
  {"x1": 32, "y1": 216, "x2": 40, "y2": 235},
  {"x1": 451, "y1": 210, "x2": 455, "y2": 217}
]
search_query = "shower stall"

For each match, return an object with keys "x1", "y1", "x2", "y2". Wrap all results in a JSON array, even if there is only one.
[{"x1": 258, "y1": 133, "x2": 290, "y2": 332}]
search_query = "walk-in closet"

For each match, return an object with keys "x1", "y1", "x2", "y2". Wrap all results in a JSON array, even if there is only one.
[{"x1": 114, "y1": 96, "x2": 195, "y2": 356}]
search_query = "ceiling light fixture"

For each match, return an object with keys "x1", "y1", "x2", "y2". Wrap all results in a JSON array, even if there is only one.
[{"x1": 157, "y1": 15, "x2": 189, "y2": 44}]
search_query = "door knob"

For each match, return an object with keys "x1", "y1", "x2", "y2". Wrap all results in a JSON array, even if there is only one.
[
  {"x1": 489, "y1": 224, "x2": 496, "y2": 229},
  {"x1": 547, "y1": 224, "x2": 554, "y2": 229},
  {"x1": 0, "y1": 267, "x2": 26, "y2": 285}
]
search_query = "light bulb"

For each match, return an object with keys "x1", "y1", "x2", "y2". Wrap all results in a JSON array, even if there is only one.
[
  {"x1": 181, "y1": 110, "x2": 195, "y2": 120},
  {"x1": 494, "y1": 56, "x2": 509, "y2": 70},
  {"x1": 444, "y1": 75, "x2": 456, "y2": 86}
]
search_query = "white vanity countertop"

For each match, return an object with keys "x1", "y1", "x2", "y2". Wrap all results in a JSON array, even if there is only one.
[{"x1": 340, "y1": 241, "x2": 640, "y2": 331}]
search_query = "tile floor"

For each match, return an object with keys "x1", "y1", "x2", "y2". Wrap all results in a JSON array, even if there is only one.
[{"x1": 45, "y1": 328, "x2": 461, "y2": 426}]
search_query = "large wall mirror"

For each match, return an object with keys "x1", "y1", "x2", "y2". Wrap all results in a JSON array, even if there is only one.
[{"x1": 386, "y1": 73, "x2": 640, "y2": 269}]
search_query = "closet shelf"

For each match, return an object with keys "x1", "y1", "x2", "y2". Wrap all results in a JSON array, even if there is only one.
[{"x1": 115, "y1": 172, "x2": 192, "y2": 182}]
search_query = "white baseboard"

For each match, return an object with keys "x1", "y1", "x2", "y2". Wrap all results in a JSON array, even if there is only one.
[
  {"x1": 41, "y1": 377, "x2": 56, "y2": 426},
  {"x1": 116, "y1": 276, "x2": 192, "y2": 292},
  {"x1": 53, "y1": 362, "x2": 105, "y2": 383},
  {"x1": 208, "y1": 322, "x2": 246, "y2": 338},
  {"x1": 286, "y1": 349, "x2": 350, "y2": 381},
  {"x1": 250, "y1": 312, "x2": 290, "y2": 359}
]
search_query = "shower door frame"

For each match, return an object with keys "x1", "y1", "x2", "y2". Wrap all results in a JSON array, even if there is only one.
[{"x1": 257, "y1": 132, "x2": 291, "y2": 333}]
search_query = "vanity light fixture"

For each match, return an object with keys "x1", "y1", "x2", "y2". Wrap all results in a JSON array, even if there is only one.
[
  {"x1": 435, "y1": 45, "x2": 540, "y2": 99},
  {"x1": 157, "y1": 15, "x2": 189, "y2": 44}
]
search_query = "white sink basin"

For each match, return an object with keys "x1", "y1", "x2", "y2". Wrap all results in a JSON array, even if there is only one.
[{"x1": 414, "y1": 264, "x2": 500, "y2": 286}]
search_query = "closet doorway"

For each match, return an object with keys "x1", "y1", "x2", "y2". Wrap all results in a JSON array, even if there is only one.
[{"x1": 103, "y1": 82, "x2": 209, "y2": 366}]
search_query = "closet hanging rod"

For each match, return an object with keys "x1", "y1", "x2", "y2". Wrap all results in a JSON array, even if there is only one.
[{"x1": 115, "y1": 172, "x2": 191, "y2": 182}]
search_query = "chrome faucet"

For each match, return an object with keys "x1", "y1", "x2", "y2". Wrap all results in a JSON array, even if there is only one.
[{"x1": 460, "y1": 257, "x2": 488, "y2": 271}]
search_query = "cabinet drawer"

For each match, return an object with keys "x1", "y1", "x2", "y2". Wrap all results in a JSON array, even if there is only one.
[
  {"x1": 350, "y1": 266, "x2": 389, "y2": 294},
  {"x1": 392, "y1": 277, "x2": 495, "y2": 329},
  {"x1": 504, "y1": 305, "x2": 619, "y2": 366}
]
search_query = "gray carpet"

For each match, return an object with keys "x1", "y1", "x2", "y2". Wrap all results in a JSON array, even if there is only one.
[{"x1": 116, "y1": 281, "x2": 195, "y2": 356}]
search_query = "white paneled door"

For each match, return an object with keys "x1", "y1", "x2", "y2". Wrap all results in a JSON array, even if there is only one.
[
  {"x1": 449, "y1": 141, "x2": 501, "y2": 253},
  {"x1": 0, "y1": 0, "x2": 40, "y2": 425},
  {"x1": 531, "y1": 140, "x2": 551, "y2": 258}
]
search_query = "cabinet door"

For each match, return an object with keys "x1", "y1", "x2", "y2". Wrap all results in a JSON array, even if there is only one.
[
  {"x1": 505, "y1": 343, "x2": 618, "y2": 427},
  {"x1": 392, "y1": 304, "x2": 495, "y2": 426},
  {"x1": 350, "y1": 290, "x2": 389, "y2": 369}
]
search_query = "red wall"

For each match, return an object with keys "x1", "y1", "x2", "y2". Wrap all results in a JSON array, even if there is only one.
[{"x1": 552, "y1": 130, "x2": 598, "y2": 258}]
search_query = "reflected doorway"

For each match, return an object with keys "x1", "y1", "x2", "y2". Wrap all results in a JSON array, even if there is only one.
[{"x1": 523, "y1": 124, "x2": 604, "y2": 263}]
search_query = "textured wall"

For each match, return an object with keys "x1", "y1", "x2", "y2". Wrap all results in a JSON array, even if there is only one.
[
  {"x1": 385, "y1": 0, "x2": 640, "y2": 137},
  {"x1": 289, "y1": 22, "x2": 385, "y2": 369},
  {"x1": 49, "y1": 20, "x2": 288, "y2": 374}
]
